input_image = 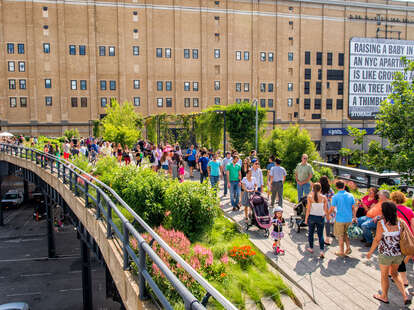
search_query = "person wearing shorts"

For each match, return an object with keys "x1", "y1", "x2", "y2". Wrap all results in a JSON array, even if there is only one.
[{"x1": 186, "y1": 145, "x2": 197, "y2": 178}]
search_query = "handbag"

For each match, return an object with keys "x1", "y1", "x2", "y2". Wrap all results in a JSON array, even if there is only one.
[{"x1": 398, "y1": 217, "x2": 414, "y2": 256}]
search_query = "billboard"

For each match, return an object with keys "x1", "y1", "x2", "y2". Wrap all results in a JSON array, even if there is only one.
[{"x1": 349, "y1": 37, "x2": 414, "y2": 119}]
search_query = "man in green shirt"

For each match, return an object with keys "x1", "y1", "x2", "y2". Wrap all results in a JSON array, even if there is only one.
[
  {"x1": 295, "y1": 154, "x2": 313, "y2": 201},
  {"x1": 226, "y1": 155, "x2": 242, "y2": 211}
]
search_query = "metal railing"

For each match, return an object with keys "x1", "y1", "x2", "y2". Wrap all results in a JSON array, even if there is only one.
[{"x1": 0, "y1": 143, "x2": 237, "y2": 310}]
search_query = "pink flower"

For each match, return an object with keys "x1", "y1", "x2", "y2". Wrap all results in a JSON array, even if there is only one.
[{"x1": 220, "y1": 254, "x2": 229, "y2": 264}]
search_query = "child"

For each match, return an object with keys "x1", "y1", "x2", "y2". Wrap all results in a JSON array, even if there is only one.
[
  {"x1": 271, "y1": 207, "x2": 285, "y2": 255},
  {"x1": 178, "y1": 159, "x2": 185, "y2": 183}
]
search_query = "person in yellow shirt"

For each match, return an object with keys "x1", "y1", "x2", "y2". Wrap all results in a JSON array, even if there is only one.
[{"x1": 357, "y1": 190, "x2": 390, "y2": 247}]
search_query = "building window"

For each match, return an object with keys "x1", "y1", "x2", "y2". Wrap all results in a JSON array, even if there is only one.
[
  {"x1": 312, "y1": 114, "x2": 321, "y2": 119},
  {"x1": 260, "y1": 52, "x2": 266, "y2": 61},
  {"x1": 260, "y1": 99, "x2": 266, "y2": 108},
  {"x1": 166, "y1": 98, "x2": 172, "y2": 107},
  {"x1": 314, "y1": 98, "x2": 321, "y2": 109},
  {"x1": 20, "y1": 97, "x2": 27, "y2": 107},
  {"x1": 338, "y1": 82, "x2": 344, "y2": 95},
  {"x1": 327, "y1": 82, "x2": 330, "y2": 89},
  {"x1": 100, "y1": 80, "x2": 107, "y2": 90},
  {"x1": 304, "y1": 81, "x2": 310, "y2": 94},
  {"x1": 166, "y1": 81, "x2": 172, "y2": 91},
  {"x1": 45, "y1": 79, "x2": 52, "y2": 88},
  {"x1": 157, "y1": 81, "x2": 163, "y2": 91},
  {"x1": 109, "y1": 46, "x2": 115, "y2": 56},
  {"x1": 99, "y1": 46, "x2": 106, "y2": 56},
  {"x1": 193, "y1": 82, "x2": 199, "y2": 91},
  {"x1": 316, "y1": 52, "x2": 322, "y2": 65},
  {"x1": 45, "y1": 96, "x2": 52, "y2": 106},
  {"x1": 236, "y1": 83, "x2": 241, "y2": 92},
  {"x1": 214, "y1": 49, "x2": 220, "y2": 58},
  {"x1": 81, "y1": 97, "x2": 88, "y2": 107},
  {"x1": 18, "y1": 61, "x2": 25, "y2": 72},
  {"x1": 287, "y1": 98, "x2": 293, "y2": 107},
  {"x1": 157, "y1": 98, "x2": 163, "y2": 107},
  {"x1": 336, "y1": 99, "x2": 343, "y2": 110},
  {"x1": 305, "y1": 51, "x2": 311, "y2": 65},
  {"x1": 192, "y1": 49, "x2": 198, "y2": 59},
  {"x1": 304, "y1": 98, "x2": 311, "y2": 110},
  {"x1": 10, "y1": 97, "x2": 17, "y2": 108},
  {"x1": 184, "y1": 49, "x2": 190, "y2": 59},
  {"x1": 193, "y1": 98, "x2": 199, "y2": 107},
  {"x1": 214, "y1": 81, "x2": 220, "y2": 90},
  {"x1": 100, "y1": 97, "x2": 107, "y2": 107},
  {"x1": 19, "y1": 79, "x2": 26, "y2": 89},
  {"x1": 109, "y1": 80, "x2": 116, "y2": 90},
  {"x1": 69, "y1": 45, "x2": 76, "y2": 55},
  {"x1": 214, "y1": 97, "x2": 220, "y2": 105},
  {"x1": 156, "y1": 48, "x2": 162, "y2": 57},
  {"x1": 235, "y1": 98, "x2": 241, "y2": 104},
  {"x1": 43, "y1": 43, "x2": 50, "y2": 53},
  {"x1": 244, "y1": 83, "x2": 249, "y2": 92},
  {"x1": 288, "y1": 83, "x2": 293, "y2": 91},
  {"x1": 7, "y1": 43, "x2": 14, "y2": 54},
  {"x1": 71, "y1": 80, "x2": 77, "y2": 90},
  {"x1": 80, "y1": 80, "x2": 87, "y2": 90},
  {"x1": 184, "y1": 82, "x2": 190, "y2": 91},
  {"x1": 214, "y1": 16, "x2": 220, "y2": 20},
  {"x1": 268, "y1": 99, "x2": 274, "y2": 108},
  {"x1": 184, "y1": 98, "x2": 190, "y2": 108},
  {"x1": 326, "y1": 98, "x2": 333, "y2": 110},
  {"x1": 133, "y1": 97, "x2": 140, "y2": 106},
  {"x1": 327, "y1": 52, "x2": 333, "y2": 65},
  {"x1": 288, "y1": 52, "x2": 293, "y2": 61},
  {"x1": 316, "y1": 82, "x2": 322, "y2": 95},
  {"x1": 236, "y1": 51, "x2": 241, "y2": 61},
  {"x1": 318, "y1": 69, "x2": 322, "y2": 80},
  {"x1": 268, "y1": 83, "x2": 274, "y2": 92},
  {"x1": 338, "y1": 53, "x2": 344, "y2": 66},
  {"x1": 260, "y1": 83, "x2": 266, "y2": 92},
  {"x1": 244, "y1": 51, "x2": 249, "y2": 61},
  {"x1": 133, "y1": 46, "x2": 139, "y2": 56},
  {"x1": 79, "y1": 45, "x2": 86, "y2": 55},
  {"x1": 133, "y1": 80, "x2": 140, "y2": 89},
  {"x1": 304, "y1": 69, "x2": 311, "y2": 80},
  {"x1": 9, "y1": 79, "x2": 16, "y2": 89},
  {"x1": 8, "y1": 61, "x2": 15, "y2": 72},
  {"x1": 17, "y1": 43, "x2": 25, "y2": 54},
  {"x1": 165, "y1": 48, "x2": 171, "y2": 58},
  {"x1": 269, "y1": 52, "x2": 274, "y2": 62},
  {"x1": 71, "y1": 97, "x2": 78, "y2": 107}
]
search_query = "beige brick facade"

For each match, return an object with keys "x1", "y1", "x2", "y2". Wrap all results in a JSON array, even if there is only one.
[{"x1": 1, "y1": 0, "x2": 414, "y2": 157}]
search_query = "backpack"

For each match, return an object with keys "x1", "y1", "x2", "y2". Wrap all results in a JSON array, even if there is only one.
[{"x1": 149, "y1": 152, "x2": 155, "y2": 163}]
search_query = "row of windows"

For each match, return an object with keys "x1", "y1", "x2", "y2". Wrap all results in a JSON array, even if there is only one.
[
  {"x1": 7, "y1": 61, "x2": 25, "y2": 72},
  {"x1": 70, "y1": 97, "x2": 88, "y2": 108},
  {"x1": 99, "y1": 46, "x2": 116, "y2": 56},
  {"x1": 184, "y1": 49, "x2": 199, "y2": 59},
  {"x1": 8, "y1": 79, "x2": 26, "y2": 90},
  {"x1": 156, "y1": 98, "x2": 173, "y2": 107},
  {"x1": 69, "y1": 45, "x2": 87, "y2": 56},
  {"x1": 157, "y1": 81, "x2": 173, "y2": 91},
  {"x1": 100, "y1": 97, "x2": 141, "y2": 107},
  {"x1": 156, "y1": 48, "x2": 172, "y2": 58},
  {"x1": 100, "y1": 80, "x2": 117, "y2": 91},
  {"x1": 259, "y1": 99, "x2": 274, "y2": 108},
  {"x1": 305, "y1": 51, "x2": 345, "y2": 66},
  {"x1": 184, "y1": 98, "x2": 200, "y2": 108},
  {"x1": 303, "y1": 98, "x2": 343, "y2": 110},
  {"x1": 305, "y1": 69, "x2": 344, "y2": 81},
  {"x1": 70, "y1": 80, "x2": 88, "y2": 90},
  {"x1": 7, "y1": 43, "x2": 25, "y2": 54},
  {"x1": 9, "y1": 97, "x2": 27, "y2": 108},
  {"x1": 304, "y1": 82, "x2": 343, "y2": 95}
]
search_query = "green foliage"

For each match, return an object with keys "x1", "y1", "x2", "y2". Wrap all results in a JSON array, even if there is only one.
[
  {"x1": 261, "y1": 126, "x2": 319, "y2": 181},
  {"x1": 370, "y1": 57, "x2": 414, "y2": 183},
  {"x1": 284, "y1": 181, "x2": 298, "y2": 203},
  {"x1": 93, "y1": 156, "x2": 119, "y2": 184},
  {"x1": 63, "y1": 128, "x2": 80, "y2": 141},
  {"x1": 70, "y1": 155, "x2": 93, "y2": 173},
  {"x1": 101, "y1": 100, "x2": 143, "y2": 148},
  {"x1": 317, "y1": 166, "x2": 335, "y2": 180},
  {"x1": 145, "y1": 117, "x2": 157, "y2": 144},
  {"x1": 92, "y1": 120, "x2": 101, "y2": 138},
  {"x1": 165, "y1": 181, "x2": 219, "y2": 241},
  {"x1": 196, "y1": 106, "x2": 224, "y2": 150}
]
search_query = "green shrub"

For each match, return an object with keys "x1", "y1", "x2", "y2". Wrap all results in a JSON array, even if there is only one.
[
  {"x1": 71, "y1": 155, "x2": 93, "y2": 173},
  {"x1": 64, "y1": 128, "x2": 80, "y2": 141},
  {"x1": 318, "y1": 166, "x2": 334, "y2": 180},
  {"x1": 284, "y1": 181, "x2": 298, "y2": 203},
  {"x1": 165, "y1": 181, "x2": 219, "y2": 241},
  {"x1": 94, "y1": 156, "x2": 119, "y2": 184}
]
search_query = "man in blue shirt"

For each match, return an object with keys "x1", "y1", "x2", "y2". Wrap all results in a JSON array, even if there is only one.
[
  {"x1": 207, "y1": 153, "x2": 221, "y2": 189},
  {"x1": 221, "y1": 152, "x2": 233, "y2": 196},
  {"x1": 198, "y1": 151, "x2": 210, "y2": 183},
  {"x1": 186, "y1": 145, "x2": 197, "y2": 178},
  {"x1": 330, "y1": 180, "x2": 357, "y2": 257}
]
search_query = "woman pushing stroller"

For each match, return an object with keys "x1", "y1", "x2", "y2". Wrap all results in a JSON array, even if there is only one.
[{"x1": 241, "y1": 170, "x2": 257, "y2": 223}]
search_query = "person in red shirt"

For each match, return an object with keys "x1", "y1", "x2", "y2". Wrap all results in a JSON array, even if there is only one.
[
  {"x1": 391, "y1": 191, "x2": 414, "y2": 287},
  {"x1": 356, "y1": 187, "x2": 378, "y2": 217}
]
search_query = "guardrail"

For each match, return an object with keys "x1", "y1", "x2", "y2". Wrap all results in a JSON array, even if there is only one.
[
  {"x1": 313, "y1": 161, "x2": 401, "y2": 188},
  {"x1": 0, "y1": 143, "x2": 237, "y2": 310}
]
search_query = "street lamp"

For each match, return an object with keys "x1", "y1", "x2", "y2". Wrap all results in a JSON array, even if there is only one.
[{"x1": 252, "y1": 99, "x2": 258, "y2": 153}]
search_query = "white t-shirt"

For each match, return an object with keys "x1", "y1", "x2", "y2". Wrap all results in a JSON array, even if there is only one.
[{"x1": 242, "y1": 177, "x2": 257, "y2": 191}]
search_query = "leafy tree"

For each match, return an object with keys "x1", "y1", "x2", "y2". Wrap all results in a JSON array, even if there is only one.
[
  {"x1": 261, "y1": 126, "x2": 319, "y2": 181},
  {"x1": 339, "y1": 147, "x2": 352, "y2": 165},
  {"x1": 196, "y1": 106, "x2": 224, "y2": 150},
  {"x1": 63, "y1": 128, "x2": 80, "y2": 141},
  {"x1": 100, "y1": 99, "x2": 143, "y2": 148}
]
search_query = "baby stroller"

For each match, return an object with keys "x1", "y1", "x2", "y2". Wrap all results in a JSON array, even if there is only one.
[
  {"x1": 245, "y1": 192, "x2": 272, "y2": 238},
  {"x1": 289, "y1": 196, "x2": 308, "y2": 233}
]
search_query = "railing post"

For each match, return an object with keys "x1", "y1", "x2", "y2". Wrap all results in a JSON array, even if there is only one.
[
  {"x1": 96, "y1": 191, "x2": 101, "y2": 219},
  {"x1": 63, "y1": 165, "x2": 66, "y2": 184},
  {"x1": 0, "y1": 203, "x2": 3, "y2": 226},
  {"x1": 57, "y1": 161, "x2": 61, "y2": 179},
  {"x1": 25, "y1": 148, "x2": 28, "y2": 160},
  {"x1": 123, "y1": 223, "x2": 129, "y2": 270},
  {"x1": 85, "y1": 182, "x2": 89, "y2": 207},
  {"x1": 50, "y1": 158, "x2": 54, "y2": 173},
  {"x1": 69, "y1": 170, "x2": 73, "y2": 191},
  {"x1": 138, "y1": 241, "x2": 148, "y2": 300},
  {"x1": 31, "y1": 149, "x2": 33, "y2": 162},
  {"x1": 367, "y1": 174, "x2": 371, "y2": 188},
  {"x1": 107, "y1": 201, "x2": 112, "y2": 239},
  {"x1": 75, "y1": 174, "x2": 79, "y2": 196}
]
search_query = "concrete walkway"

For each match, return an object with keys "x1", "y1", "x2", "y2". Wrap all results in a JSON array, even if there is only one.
[{"x1": 218, "y1": 189, "x2": 414, "y2": 310}]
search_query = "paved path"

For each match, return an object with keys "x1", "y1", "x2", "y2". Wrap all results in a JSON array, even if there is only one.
[{"x1": 218, "y1": 187, "x2": 414, "y2": 310}]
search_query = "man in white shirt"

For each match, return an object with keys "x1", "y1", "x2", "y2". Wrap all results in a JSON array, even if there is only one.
[{"x1": 270, "y1": 158, "x2": 287, "y2": 208}]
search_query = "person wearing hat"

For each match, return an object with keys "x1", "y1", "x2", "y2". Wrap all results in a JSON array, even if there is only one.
[{"x1": 271, "y1": 207, "x2": 285, "y2": 255}]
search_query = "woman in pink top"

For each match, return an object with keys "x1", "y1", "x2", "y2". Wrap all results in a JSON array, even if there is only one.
[
  {"x1": 356, "y1": 187, "x2": 378, "y2": 217},
  {"x1": 391, "y1": 191, "x2": 414, "y2": 287}
]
